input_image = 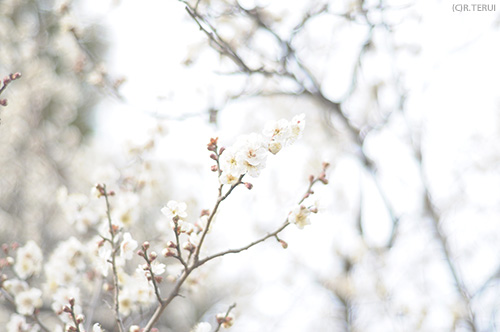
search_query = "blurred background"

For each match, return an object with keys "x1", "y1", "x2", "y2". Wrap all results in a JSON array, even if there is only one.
[{"x1": 1, "y1": 0, "x2": 500, "y2": 331}]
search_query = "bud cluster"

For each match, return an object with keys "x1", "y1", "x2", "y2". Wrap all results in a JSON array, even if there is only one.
[{"x1": 0, "y1": 72, "x2": 22, "y2": 107}]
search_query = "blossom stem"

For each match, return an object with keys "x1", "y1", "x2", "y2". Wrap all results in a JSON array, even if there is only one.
[
  {"x1": 141, "y1": 247, "x2": 164, "y2": 305},
  {"x1": 102, "y1": 185, "x2": 125, "y2": 332}
]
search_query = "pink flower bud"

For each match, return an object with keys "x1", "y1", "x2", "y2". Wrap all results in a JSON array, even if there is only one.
[
  {"x1": 63, "y1": 305, "x2": 72, "y2": 313},
  {"x1": 69, "y1": 298, "x2": 75, "y2": 306},
  {"x1": 279, "y1": 239, "x2": 288, "y2": 249},
  {"x1": 211, "y1": 165, "x2": 218, "y2": 172},
  {"x1": 149, "y1": 251, "x2": 157, "y2": 261},
  {"x1": 0, "y1": 99, "x2": 7, "y2": 106},
  {"x1": 10, "y1": 72, "x2": 21, "y2": 80},
  {"x1": 142, "y1": 241, "x2": 150, "y2": 251},
  {"x1": 210, "y1": 153, "x2": 217, "y2": 160},
  {"x1": 245, "y1": 182, "x2": 253, "y2": 190}
]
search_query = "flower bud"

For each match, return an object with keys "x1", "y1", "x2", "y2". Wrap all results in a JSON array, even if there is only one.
[
  {"x1": 129, "y1": 326, "x2": 141, "y2": 332},
  {"x1": 279, "y1": 239, "x2": 288, "y2": 249},
  {"x1": 244, "y1": 182, "x2": 253, "y2": 190},
  {"x1": 10, "y1": 72, "x2": 21, "y2": 80},
  {"x1": 63, "y1": 305, "x2": 72, "y2": 313},
  {"x1": 182, "y1": 242, "x2": 195, "y2": 252},
  {"x1": 149, "y1": 251, "x2": 157, "y2": 261},
  {"x1": 210, "y1": 153, "x2": 217, "y2": 160},
  {"x1": 219, "y1": 147, "x2": 225, "y2": 154},
  {"x1": 142, "y1": 241, "x2": 150, "y2": 251},
  {"x1": 76, "y1": 314, "x2": 84, "y2": 324},
  {"x1": 0, "y1": 99, "x2": 7, "y2": 106},
  {"x1": 211, "y1": 165, "x2": 218, "y2": 172}
]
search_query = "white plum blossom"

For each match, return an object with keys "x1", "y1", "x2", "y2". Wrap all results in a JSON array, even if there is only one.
[
  {"x1": 263, "y1": 118, "x2": 291, "y2": 154},
  {"x1": 263, "y1": 113, "x2": 306, "y2": 154},
  {"x1": 151, "y1": 260, "x2": 166, "y2": 276},
  {"x1": 95, "y1": 240, "x2": 113, "y2": 277},
  {"x1": 219, "y1": 171, "x2": 240, "y2": 185},
  {"x1": 51, "y1": 287, "x2": 81, "y2": 313},
  {"x1": 57, "y1": 187, "x2": 99, "y2": 233},
  {"x1": 191, "y1": 322, "x2": 212, "y2": 332},
  {"x1": 120, "y1": 232, "x2": 138, "y2": 260},
  {"x1": 7, "y1": 314, "x2": 39, "y2": 332},
  {"x1": 287, "y1": 205, "x2": 312, "y2": 229},
  {"x1": 218, "y1": 115, "x2": 306, "y2": 183},
  {"x1": 287, "y1": 113, "x2": 306, "y2": 144},
  {"x1": 15, "y1": 288, "x2": 43, "y2": 315},
  {"x1": 14, "y1": 241, "x2": 43, "y2": 279},
  {"x1": 161, "y1": 200, "x2": 188, "y2": 220},
  {"x1": 93, "y1": 323, "x2": 104, "y2": 332},
  {"x1": 3, "y1": 279, "x2": 29, "y2": 296},
  {"x1": 235, "y1": 133, "x2": 268, "y2": 176},
  {"x1": 43, "y1": 237, "x2": 87, "y2": 295},
  {"x1": 219, "y1": 148, "x2": 245, "y2": 176},
  {"x1": 118, "y1": 288, "x2": 136, "y2": 316},
  {"x1": 51, "y1": 287, "x2": 82, "y2": 323},
  {"x1": 112, "y1": 192, "x2": 140, "y2": 228}
]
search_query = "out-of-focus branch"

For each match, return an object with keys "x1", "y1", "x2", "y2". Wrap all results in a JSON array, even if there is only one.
[
  {"x1": 411, "y1": 136, "x2": 478, "y2": 331},
  {"x1": 181, "y1": 1, "x2": 403, "y2": 248}
]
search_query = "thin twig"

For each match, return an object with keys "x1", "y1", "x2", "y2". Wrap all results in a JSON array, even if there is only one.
[
  {"x1": 101, "y1": 185, "x2": 125, "y2": 332},
  {"x1": 214, "y1": 303, "x2": 237, "y2": 332}
]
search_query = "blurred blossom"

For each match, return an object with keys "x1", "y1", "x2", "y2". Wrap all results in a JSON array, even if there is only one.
[
  {"x1": 120, "y1": 232, "x2": 138, "y2": 260},
  {"x1": 15, "y1": 288, "x2": 43, "y2": 315},
  {"x1": 7, "y1": 314, "x2": 39, "y2": 332},
  {"x1": 51, "y1": 287, "x2": 82, "y2": 323},
  {"x1": 191, "y1": 322, "x2": 212, "y2": 332},
  {"x1": 112, "y1": 192, "x2": 140, "y2": 228},
  {"x1": 3, "y1": 279, "x2": 28, "y2": 296},
  {"x1": 14, "y1": 241, "x2": 43, "y2": 279},
  {"x1": 93, "y1": 323, "x2": 104, "y2": 332}
]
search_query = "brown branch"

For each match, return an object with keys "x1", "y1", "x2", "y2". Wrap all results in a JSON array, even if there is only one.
[{"x1": 99, "y1": 184, "x2": 125, "y2": 332}]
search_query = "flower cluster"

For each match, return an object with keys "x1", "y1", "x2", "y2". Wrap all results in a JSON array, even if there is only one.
[
  {"x1": 218, "y1": 114, "x2": 305, "y2": 184},
  {"x1": 0, "y1": 113, "x2": 329, "y2": 332}
]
